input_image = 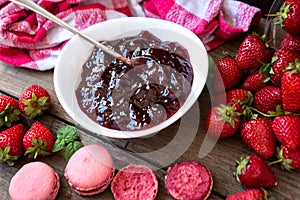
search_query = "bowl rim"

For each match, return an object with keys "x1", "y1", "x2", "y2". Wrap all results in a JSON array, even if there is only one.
[{"x1": 53, "y1": 17, "x2": 208, "y2": 138}]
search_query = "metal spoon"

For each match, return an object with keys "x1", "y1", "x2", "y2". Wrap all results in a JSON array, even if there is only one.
[{"x1": 9, "y1": 0, "x2": 132, "y2": 65}]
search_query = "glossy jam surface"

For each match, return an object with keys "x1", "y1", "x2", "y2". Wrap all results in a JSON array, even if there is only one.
[{"x1": 76, "y1": 31, "x2": 193, "y2": 131}]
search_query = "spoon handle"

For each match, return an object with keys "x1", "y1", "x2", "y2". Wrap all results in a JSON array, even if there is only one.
[{"x1": 9, "y1": 0, "x2": 130, "y2": 64}]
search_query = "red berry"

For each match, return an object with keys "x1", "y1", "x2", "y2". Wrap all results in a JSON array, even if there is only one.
[
  {"x1": 0, "y1": 95, "x2": 20, "y2": 127},
  {"x1": 280, "y1": 33, "x2": 300, "y2": 53},
  {"x1": 235, "y1": 154, "x2": 277, "y2": 188},
  {"x1": 0, "y1": 124, "x2": 24, "y2": 166},
  {"x1": 241, "y1": 69, "x2": 268, "y2": 93},
  {"x1": 214, "y1": 56, "x2": 243, "y2": 92},
  {"x1": 213, "y1": 89, "x2": 253, "y2": 113},
  {"x1": 23, "y1": 121, "x2": 55, "y2": 159},
  {"x1": 206, "y1": 104, "x2": 241, "y2": 139},
  {"x1": 273, "y1": 145, "x2": 300, "y2": 171},
  {"x1": 226, "y1": 189, "x2": 271, "y2": 200},
  {"x1": 237, "y1": 34, "x2": 273, "y2": 70},
  {"x1": 19, "y1": 85, "x2": 51, "y2": 118},
  {"x1": 273, "y1": 0, "x2": 300, "y2": 35},
  {"x1": 281, "y1": 59, "x2": 300, "y2": 113},
  {"x1": 240, "y1": 118, "x2": 276, "y2": 159},
  {"x1": 272, "y1": 114, "x2": 300, "y2": 150},
  {"x1": 253, "y1": 85, "x2": 282, "y2": 114},
  {"x1": 270, "y1": 48, "x2": 299, "y2": 86}
]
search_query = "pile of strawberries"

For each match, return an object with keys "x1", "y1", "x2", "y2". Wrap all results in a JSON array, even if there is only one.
[
  {"x1": 206, "y1": 0, "x2": 300, "y2": 198},
  {"x1": 0, "y1": 85, "x2": 54, "y2": 166}
]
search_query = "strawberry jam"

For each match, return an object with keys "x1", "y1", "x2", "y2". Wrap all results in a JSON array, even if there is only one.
[{"x1": 76, "y1": 31, "x2": 193, "y2": 131}]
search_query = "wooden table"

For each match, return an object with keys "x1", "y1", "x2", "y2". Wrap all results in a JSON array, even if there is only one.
[{"x1": 0, "y1": 19, "x2": 299, "y2": 200}]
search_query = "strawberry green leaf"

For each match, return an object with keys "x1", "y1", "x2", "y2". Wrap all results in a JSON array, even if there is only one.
[
  {"x1": 0, "y1": 146, "x2": 19, "y2": 166},
  {"x1": 0, "y1": 104, "x2": 20, "y2": 128},
  {"x1": 25, "y1": 137, "x2": 50, "y2": 159},
  {"x1": 22, "y1": 92, "x2": 49, "y2": 118},
  {"x1": 37, "y1": 96, "x2": 49, "y2": 109}
]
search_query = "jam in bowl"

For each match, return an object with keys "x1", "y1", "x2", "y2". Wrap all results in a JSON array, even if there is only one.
[{"x1": 54, "y1": 17, "x2": 208, "y2": 138}]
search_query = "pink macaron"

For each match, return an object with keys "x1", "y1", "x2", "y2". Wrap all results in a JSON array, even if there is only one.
[
  {"x1": 111, "y1": 164, "x2": 158, "y2": 200},
  {"x1": 165, "y1": 161, "x2": 213, "y2": 200},
  {"x1": 64, "y1": 144, "x2": 115, "y2": 196},
  {"x1": 9, "y1": 161, "x2": 60, "y2": 200}
]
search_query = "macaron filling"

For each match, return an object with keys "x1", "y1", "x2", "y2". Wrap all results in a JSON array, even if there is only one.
[
  {"x1": 66, "y1": 168, "x2": 114, "y2": 196},
  {"x1": 111, "y1": 164, "x2": 158, "y2": 200},
  {"x1": 165, "y1": 161, "x2": 213, "y2": 200}
]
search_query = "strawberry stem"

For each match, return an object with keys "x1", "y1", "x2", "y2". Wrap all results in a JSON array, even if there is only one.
[
  {"x1": 0, "y1": 146, "x2": 18, "y2": 166},
  {"x1": 24, "y1": 137, "x2": 51, "y2": 159}
]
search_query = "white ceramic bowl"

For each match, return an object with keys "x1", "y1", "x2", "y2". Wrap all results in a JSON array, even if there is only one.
[{"x1": 54, "y1": 17, "x2": 208, "y2": 138}]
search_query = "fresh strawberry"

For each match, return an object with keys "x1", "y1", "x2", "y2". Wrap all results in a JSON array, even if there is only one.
[
  {"x1": 0, "y1": 95, "x2": 20, "y2": 127},
  {"x1": 235, "y1": 154, "x2": 277, "y2": 188},
  {"x1": 241, "y1": 69, "x2": 269, "y2": 92},
  {"x1": 272, "y1": 114, "x2": 300, "y2": 150},
  {"x1": 281, "y1": 59, "x2": 300, "y2": 112},
  {"x1": 280, "y1": 33, "x2": 300, "y2": 53},
  {"x1": 0, "y1": 124, "x2": 24, "y2": 166},
  {"x1": 240, "y1": 118, "x2": 276, "y2": 159},
  {"x1": 270, "y1": 145, "x2": 300, "y2": 171},
  {"x1": 205, "y1": 104, "x2": 241, "y2": 139},
  {"x1": 270, "y1": 48, "x2": 300, "y2": 86},
  {"x1": 253, "y1": 85, "x2": 282, "y2": 114},
  {"x1": 214, "y1": 55, "x2": 243, "y2": 92},
  {"x1": 213, "y1": 89, "x2": 253, "y2": 113},
  {"x1": 226, "y1": 189, "x2": 272, "y2": 200},
  {"x1": 237, "y1": 34, "x2": 273, "y2": 70},
  {"x1": 19, "y1": 85, "x2": 51, "y2": 118},
  {"x1": 23, "y1": 121, "x2": 55, "y2": 158},
  {"x1": 272, "y1": 0, "x2": 300, "y2": 35}
]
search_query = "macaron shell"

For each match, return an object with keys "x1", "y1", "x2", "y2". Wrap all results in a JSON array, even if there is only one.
[
  {"x1": 165, "y1": 161, "x2": 213, "y2": 200},
  {"x1": 111, "y1": 164, "x2": 158, "y2": 200},
  {"x1": 64, "y1": 144, "x2": 115, "y2": 196},
  {"x1": 9, "y1": 161, "x2": 60, "y2": 200}
]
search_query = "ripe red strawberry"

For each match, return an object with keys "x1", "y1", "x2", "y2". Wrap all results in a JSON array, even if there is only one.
[
  {"x1": 253, "y1": 85, "x2": 282, "y2": 114},
  {"x1": 273, "y1": 0, "x2": 300, "y2": 35},
  {"x1": 240, "y1": 118, "x2": 276, "y2": 159},
  {"x1": 280, "y1": 33, "x2": 300, "y2": 53},
  {"x1": 0, "y1": 95, "x2": 20, "y2": 127},
  {"x1": 237, "y1": 34, "x2": 273, "y2": 70},
  {"x1": 23, "y1": 121, "x2": 55, "y2": 159},
  {"x1": 272, "y1": 114, "x2": 300, "y2": 150},
  {"x1": 241, "y1": 69, "x2": 269, "y2": 92},
  {"x1": 214, "y1": 55, "x2": 243, "y2": 92},
  {"x1": 270, "y1": 145, "x2": 300, "y2": 171},
  {"x1": 205, "y1": 104, "x2": 241, "y2": 139},
  {"x1": 235, "y1": 154, "x2": 277, "y2": 188},
  {"x1": 19, "y1": 85, "x2": 51, "y2": 119},
  {"x1": 281, "y1": 59, "x2": 300, "y2": 112},
  {"x1": 213, "y1": 89, "x2": 253, "y2": 113},
  {"x1": 226, "y1": 189, "x2": 272, "y2": 200},
  {"x1": 0, "y1": 124, "x2": 24, "y2": 166},
  {"x1": 270, "y1": 48, "x2": 299, "y2": 86}
]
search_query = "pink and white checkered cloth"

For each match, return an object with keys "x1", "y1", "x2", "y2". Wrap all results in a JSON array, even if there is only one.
[{"x1": 0, "y1": 0, "x2": 261, "y2": 70}]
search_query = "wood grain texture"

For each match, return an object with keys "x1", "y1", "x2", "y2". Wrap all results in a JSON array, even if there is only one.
[{"x1": 0, "y1": 19, "x2": 299, "y2": 199}]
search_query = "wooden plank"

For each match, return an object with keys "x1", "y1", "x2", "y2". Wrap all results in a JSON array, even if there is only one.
[
  {"x1": 0, "y1": 18, "x2": 299, "y2": 200},
  {"x1": 0, "y1": 63, "x2": 71, "y2": 121}
]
